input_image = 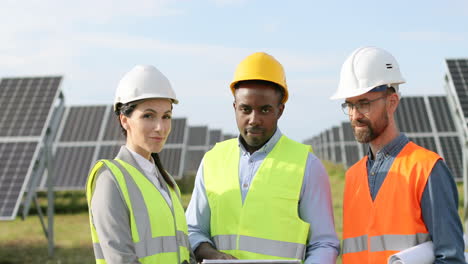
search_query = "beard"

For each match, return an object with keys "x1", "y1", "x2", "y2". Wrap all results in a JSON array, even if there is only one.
[{"x1": 351, "y1": 110, "x2": 389, "y2": 143}]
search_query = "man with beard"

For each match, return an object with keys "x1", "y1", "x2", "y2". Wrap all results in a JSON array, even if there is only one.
[
  {"x1": 186, "y1": 52, "x2": 340, "y2": 263},
  {"x1": 331, "y1": 46, "x2": 464, "y2": 263}
]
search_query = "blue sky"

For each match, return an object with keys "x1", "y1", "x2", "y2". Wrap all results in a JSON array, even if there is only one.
[{"x1": 1, "y1": 0, "x2": 467, "y2": 141}]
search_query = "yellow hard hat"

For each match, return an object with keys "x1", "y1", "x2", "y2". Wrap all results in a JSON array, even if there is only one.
[{"x1": 230, "y1": 52, "x2": 288, "y2": 104}]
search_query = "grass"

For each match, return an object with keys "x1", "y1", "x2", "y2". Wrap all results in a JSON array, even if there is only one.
[
  {"x1": 0, "y1": 213, "x2": 94, "y2": 264},
  {"x1": 0, "y1": 165, "x2": 463, "y2": 263}
]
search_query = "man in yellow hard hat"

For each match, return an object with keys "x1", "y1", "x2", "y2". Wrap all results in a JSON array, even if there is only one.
[{"x1": 186, "y1": 52, "x2": 340, "y2": 263}]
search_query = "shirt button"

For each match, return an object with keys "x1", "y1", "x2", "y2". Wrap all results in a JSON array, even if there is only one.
[
  {"x1": 371, "y1": 172, "x2": 375, "y2": 176},
  {"x1": 243, "y1": 183, "x2": 248, "y2": 188}
]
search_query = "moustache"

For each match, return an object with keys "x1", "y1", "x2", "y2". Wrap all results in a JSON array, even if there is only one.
[
  {"x1": 246, "y1": 127, "x2": 265, "y2": 133},
  {"x1": 351, "y1": 119, "x2": 370, "y2": 127}
]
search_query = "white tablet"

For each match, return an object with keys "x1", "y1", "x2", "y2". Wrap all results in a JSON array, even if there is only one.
[{"x1": 201, "y1": 260, "x2": 301, "y2": 264}]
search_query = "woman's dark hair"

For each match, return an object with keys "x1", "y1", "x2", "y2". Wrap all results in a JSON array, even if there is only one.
[{"x1": 115, "y1": 102, "x2": 175, "y2": 188}]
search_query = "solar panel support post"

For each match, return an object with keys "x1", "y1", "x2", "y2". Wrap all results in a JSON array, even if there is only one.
[
  {"x1": 22, "y1": 148, "x2": 47, "y2": 219},
  {"x1": 463, "y1": 144, "x2": 468, "y2": 229},
  {"x1": 45, "y1": 127, "x2": 55, "y2": 257}
]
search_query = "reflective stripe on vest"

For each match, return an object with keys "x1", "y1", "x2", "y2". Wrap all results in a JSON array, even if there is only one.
[
  {"x1": 86, "y1": 159, "x2": 189, "y2": 263},
  {"x1": 342, "y1": 142, "x2": 440, "y2": 264},
  {"x1": 93, "y1": 230, "x2": 190, "y2": 258},
  {"x1": 342, "y1": 235, "x2": 367, "y2": 254},
  {"x1": 343, "y1": 233, "x2": 430, "y2": 254},
  {"x1": 213, "y1": 235, "x2": 306, "y2": 259},
  {"x1": 204, "y1": 136, "x2": 311, "y2": 260}
]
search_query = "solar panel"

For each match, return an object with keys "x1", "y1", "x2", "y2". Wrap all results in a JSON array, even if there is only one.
[
  {"x1": 98, "y1": 145, "x2": 121, "y2": 160},
  {"x1": 439, "y1": 136, "x2": 463, "y2": 179},
  {"x1": 345, "y1": 145, "x2": 360, "y2": 167},
  {"x1": 0, "y1": 77, "x2": 61, "y2": 137},
  {"x1": 446, "y1": 59, "x2": 468, "y2": 119},
  {"x1": 334, "y1": 145, "x2": 342, "y2": 163},
  {"x1": 52, "y1": 146, "x2": 96, "y2": 190},
  {"x1": 188, "y1": 126, "x2": 208, "y2": 146},
  {"x1": 428, "y1": 96, "x2": 457, "y2": 132},
  {"x1": 396, "y1": 97, "x2": 431, "y2": 133},
  {"x1": 223, "y1": 134, "x2": 237, "y2": 140},
  {"x1": 332, "y1": 126, "x2": 340, "y2": 141},
  {"x1": 167, "y1": 118, "x2": 186, "y2": 144},
  {"x1": 0, "y1": 77, "x2": 62, "y2": 220},
  {"x1": 59, "y1": 106, "x2": 106, "y2": 142},
  {"x1": 342, "y1": 122, "x2": 354, "y2": 141},
  {"x1": 159, "y1": 148, "x2": 183, "y2": 177},
  {"x1": 184, "y1": 150, "x2": 205, "y2": 174},
  {"x1": 409, "y1": 137, "x2": 438, "y2": 153},
  {"x1": 0, "y1": 142, "x2": 38, "y2": 218},
  {"x1": 209, "y1": 130, "x2": 222, "y2": 146},
  {"x1": 102, "y1": 107, "x2": 125, "y2": 141}
]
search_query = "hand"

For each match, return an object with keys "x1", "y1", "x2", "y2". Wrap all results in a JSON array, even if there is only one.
[
  {"x1": 214, "y1": 252, "x2": 237, "y2": 260},
  {"x1": 194, "y1": 242, "x2": 238, "y2": 262}
]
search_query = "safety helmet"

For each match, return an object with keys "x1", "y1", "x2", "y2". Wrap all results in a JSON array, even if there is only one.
[
  {"x1": 330, "y1": 46, "x2": 405, "y2": 100},
  {"x1": 230, "y1": 52, "x2": 289, "y2": 104},
  {"x1": 114, "y1": 65, "x2": 178, "y2": 111}
]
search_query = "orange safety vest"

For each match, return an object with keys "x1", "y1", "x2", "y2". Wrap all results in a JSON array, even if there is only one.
[{"x1": 342, "y1": 141, "x2": 441, "y2": 264}]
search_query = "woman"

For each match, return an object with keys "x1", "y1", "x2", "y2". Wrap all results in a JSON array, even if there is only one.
[{"x1": 86, "y1": 65, "x2": 192, "y2": 264}]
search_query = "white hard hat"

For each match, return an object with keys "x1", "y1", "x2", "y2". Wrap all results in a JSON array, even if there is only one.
[
  {"x1": 114, "y1": 65, "x2": 178, "y2": 111},
  {"x1": 330, "y1": 46, "x2": 406, "y2": 100}
]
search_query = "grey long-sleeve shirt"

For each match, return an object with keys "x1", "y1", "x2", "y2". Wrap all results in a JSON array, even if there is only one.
[{"x1": 366, "y1": 134, "x2": 464, "y2": 263}]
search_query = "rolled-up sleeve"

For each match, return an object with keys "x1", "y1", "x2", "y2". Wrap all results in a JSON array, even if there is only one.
[
  {"x1": 185, "y1": 159, "x2": 215, "y2": 251},
  {"x1": 300, "y1": 153, "x2": 340, "y2": 264},
  {"x1": 90, "y1": 168, "x2": 140, "y2": 264}
]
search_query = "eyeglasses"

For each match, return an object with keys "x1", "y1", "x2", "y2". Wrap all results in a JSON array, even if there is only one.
[{"x1": 341, "y1": 95, "x2": 388, "y2": 116}]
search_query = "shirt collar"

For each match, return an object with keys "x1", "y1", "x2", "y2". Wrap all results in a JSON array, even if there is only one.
[
  {"x1": 367, "y1": 133, "x2": 409, "y2": 159},
  {"x1": 238, "y1": 128, "x2": 282, "y2": 155},
  {"x1": 125, "y1": 145, "x2": 157, "y2": 175}
]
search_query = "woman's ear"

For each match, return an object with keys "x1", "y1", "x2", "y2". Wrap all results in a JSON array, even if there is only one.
[{"x1": 120, "y1": 114, "x2": 129, "y2": 131}]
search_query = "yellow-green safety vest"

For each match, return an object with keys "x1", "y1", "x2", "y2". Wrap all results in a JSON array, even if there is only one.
[
  {"x1": 86, "y1": 159, "x2": 190, "y2": 264},
  {"x1": 203, "y1": 135, "x2": 311, "y2": 261}
]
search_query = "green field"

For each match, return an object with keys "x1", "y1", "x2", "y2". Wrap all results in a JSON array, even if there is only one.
[{"x1": 0, "y1": 162, "x2": 463, "y2": 263}]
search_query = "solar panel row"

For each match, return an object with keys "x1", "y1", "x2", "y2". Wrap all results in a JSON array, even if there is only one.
[{"x1": 32, "y1": 103, "x2": 229, "y2": 190}]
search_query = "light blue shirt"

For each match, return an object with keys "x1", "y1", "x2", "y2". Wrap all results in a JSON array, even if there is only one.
[{"x1": 186, "y1": 129, "x2": 340, "y2": 264}]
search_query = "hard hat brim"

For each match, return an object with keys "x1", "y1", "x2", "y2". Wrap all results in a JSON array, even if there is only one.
[{"x1": 330, "y1": 80, "x2": 405, "y2": 100}]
